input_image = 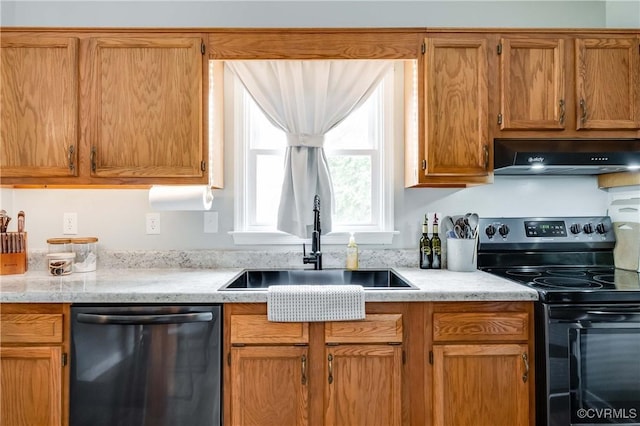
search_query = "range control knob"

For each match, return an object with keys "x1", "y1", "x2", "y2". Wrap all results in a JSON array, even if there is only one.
[
  {"x1": 570, "y1": 223, "x2": 582, "y2": 234},
  {"x1": 596, "y1": 222, "x2": 607, "y2": 234},
  {"x1": 498, "y1": 224, "x2": 510, "y2": 237},
  {"x1": 583, "y1": 223, "x2": 594, "y2": 234},
  {"x1": 485, "y1": 224, "x2": 497, "y2": 238}
]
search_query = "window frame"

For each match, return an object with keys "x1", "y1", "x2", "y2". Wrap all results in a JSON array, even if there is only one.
[{"x1": 229, "y1": 62, "x2": 399, "y2": 246}]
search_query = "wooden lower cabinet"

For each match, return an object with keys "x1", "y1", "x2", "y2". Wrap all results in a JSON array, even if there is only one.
[
  {"x1": 430, "y1": 302, "x2": 534, "y2": 426},
  {"x1": 230, "y1": 346, "x2": 309, "y2": 426},
  {"x1": 325, "y1": 344, "x2": 402, "y2": 426},
  {"x1": 432, "y1": 343, "x2": 530, "y2": 426},
  {"x1": 0, "y1": 304, "x2": 69, "y2": 426},
  {"x1": 224, "y1": 303, "x2": 408, "y2": 426}
]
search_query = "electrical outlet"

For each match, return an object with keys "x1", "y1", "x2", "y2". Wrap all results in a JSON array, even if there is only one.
[
  {"x1": 204, "y1": 211, "x2": 218, "y2": 233},
  {"x1": 146, "y1": 213, "x2": 161, "y2": 235},
  {"x1": 63, "y1": 212, "x2": 78, "y2": 235}
]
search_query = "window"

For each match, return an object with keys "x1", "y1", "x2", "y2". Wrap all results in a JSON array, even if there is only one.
[{"x1": 228, "y1": 62, "x2": 398, "y2": 245}]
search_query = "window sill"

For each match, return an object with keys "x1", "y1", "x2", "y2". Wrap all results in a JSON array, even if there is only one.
[{"x1": 229, "y1": 230, "x2": 398, "y2": 246}]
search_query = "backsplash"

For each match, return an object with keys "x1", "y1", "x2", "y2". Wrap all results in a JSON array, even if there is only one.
[{"x1": 26, "y1": 248, "x2": 419, "y2": 271}]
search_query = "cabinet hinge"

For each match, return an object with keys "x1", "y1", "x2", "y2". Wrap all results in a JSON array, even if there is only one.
[
  {"x1": 326, "y1": 342, "x2": 339, "y2": 346},
  {"x1": 201, "y1": 40, "x2": 205, "y2": 55},
  {"x1": 201, "y1": 161, "x2": 206, "y2": 172},
  {"x1": 231, "y1": 343, "x2": 245, "y2": 347},
  {"x1": 421, "y1": 159, "x2": 427, "y2": 170},
  {"x1": 227, "y1": 352, "x2": 231, "y2": 366},
  {"x1": 62, "y1": 352, "x2": 68, "y2": 367},
  {"x1": 293, "y1": 343, "x2": 308, "y2": 347},
  {"x1": 429, "y1": 350, "x2": 433, "y2": 365},
  {"x1": 388, "y1": 342, "x2": 402, "y2": 346},
  {"x1": 497, "y1": 43, "x2": 502, "y2": 55},
  {"x1": 497, "y1": 113, "x2": 503, "y2": 125},
  {"x1": 421, "y1": 42, "x2": 426, "y2": 55},
  {"x1": 402, "y1": 350, "x2": 407, "y2": 365}
]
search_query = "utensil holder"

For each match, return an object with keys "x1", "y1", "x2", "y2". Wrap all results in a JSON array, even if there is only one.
[
  {"x1": 0, "y1": 232, "x2": 28, "y2": 275},
  {"x1": 446, "y1": 237, "x2": 477, "y2": 272}
]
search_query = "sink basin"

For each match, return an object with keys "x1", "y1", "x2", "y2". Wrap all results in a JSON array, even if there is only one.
[{"x1": 219, "y1": 269, "x2": 417, "y2": 290}]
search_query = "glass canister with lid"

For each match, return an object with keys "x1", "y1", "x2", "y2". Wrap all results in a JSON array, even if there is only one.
[{"x1": 70, "y1": 237, "x2": 98, "y2": 272}]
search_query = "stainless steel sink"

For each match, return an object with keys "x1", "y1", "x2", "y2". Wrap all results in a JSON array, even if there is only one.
[{"x1": 219, "y1": 269, "x2": 417, "y2": 290}]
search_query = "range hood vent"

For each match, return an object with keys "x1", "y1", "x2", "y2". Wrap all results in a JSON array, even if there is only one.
[{"x1": 493, "y1": 138, "x2": 640, "y2": 175}]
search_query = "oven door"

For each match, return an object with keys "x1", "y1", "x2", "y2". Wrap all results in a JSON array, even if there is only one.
[{"x1": 546, "y1": 305, "x2": 640, "y2": 426}]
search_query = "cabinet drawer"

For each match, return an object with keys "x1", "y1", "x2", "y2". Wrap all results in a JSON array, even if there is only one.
[
  {"x1": 230, "y1": 315, "x2": 309, "y2": 344},
  {"x1": 325, "y1": 314, "x2": 403, "y2": 344},
  {"x1": 433, "y1": 312, "x2": 528, "y2": 342},
  {"x1": 0, "y1": 314, "x2": 63, "y2": 344}
]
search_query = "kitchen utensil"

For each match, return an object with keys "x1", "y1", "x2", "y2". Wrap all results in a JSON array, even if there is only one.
[
  {"x1": 454, "y1": 224, "x2": 466, "y2": 239},
  {"x1": 17, "y1": 211, "x2": 25, "y2": 233},
  {"x1": 466, "y1": 213, "x2": 479, "y2": 237}
]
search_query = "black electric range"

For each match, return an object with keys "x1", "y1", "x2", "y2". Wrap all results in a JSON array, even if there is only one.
[
  {"x1": 477, "y1": 216, "x2": 640, "y2": 303},
  {"x1": 478, "y1": 216, "x2": 640, "y2": 426}
]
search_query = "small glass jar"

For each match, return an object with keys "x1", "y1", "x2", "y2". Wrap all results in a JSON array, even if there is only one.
[
  {"x1": 47, "y1": 238, "x2": 72, "y2": 254},
  {"x1": 46, "y1": 252, "x2": 75, "y2": 276},
  {"x1": 70, "y1": 237, "x2": 98, "y2": 272}
]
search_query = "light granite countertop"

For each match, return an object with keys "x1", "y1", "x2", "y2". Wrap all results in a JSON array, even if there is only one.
[{"x1": 0, "y1": 267, "x2": 538, "y2": 303}]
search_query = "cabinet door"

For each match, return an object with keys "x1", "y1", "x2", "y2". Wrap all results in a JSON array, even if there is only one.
[
  {"x1": 325, "y1": 345, "x2": 402, "y2": 426},
  {"x1": 575, "y1": 36, "x2": 640, "y2": 130},
  {"x1": 87, "y1": 36, "x2": 205, "y2": 178},
  {"x1": 499, "y1": 37, "x2": 566, "y2": 130},
  {"x1": 230, "y1": 346, "x2": 309, "y2": 426},
  {"x1": 424, "y1": 37, "x2": 490, "y2": 179},
  {"x1": 432, "y1": 344, "x2": 530, "y2": 426},
  {"x1": 1, "y1": 36, "x2": 78, "y2": 178},
  {"x1": 0, "y1": 346, "x2": 63, "y2": 426}
]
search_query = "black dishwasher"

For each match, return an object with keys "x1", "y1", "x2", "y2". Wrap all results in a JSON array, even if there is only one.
[{"x1": 70, "y1": 305, "x2": 222, "y2": 426}]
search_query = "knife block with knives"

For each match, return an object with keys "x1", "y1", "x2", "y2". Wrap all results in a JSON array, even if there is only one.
[{"x1": 0, "y1": 210, "x2": 28, "y2": 275}]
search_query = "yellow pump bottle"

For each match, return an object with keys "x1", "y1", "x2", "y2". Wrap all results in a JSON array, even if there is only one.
[{"x1": 346, "y1": 233, "x2": 359, "y2": 270}]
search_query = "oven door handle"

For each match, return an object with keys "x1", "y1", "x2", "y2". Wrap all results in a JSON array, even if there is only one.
[
  {"x1": 550, "y1": 308, "x2": 640, "y2": 322},
  {"x1": 77, "y1": 312, "x2": 214, "y2": 325}
]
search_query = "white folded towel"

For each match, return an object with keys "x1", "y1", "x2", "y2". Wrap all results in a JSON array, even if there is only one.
[{"x1": 267, "y1": 284, "x2": 365, "y2": 322}]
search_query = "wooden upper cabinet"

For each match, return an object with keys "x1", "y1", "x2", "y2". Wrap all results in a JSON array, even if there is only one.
[
  {"x1": 499, "y1": 37, "x2": 566, "y2": 130},
  {"x1": 423, "y1": 36, "x2": 490, "y2": 183},
  {"x1": 86, "y1": 36, "x2": 205, "y2": 179},
  {"x1": 1, "y1": 36, "x2": 78, "y2": 178},
  {"x1": 575, "y1": 36, "x2": 640, "y2": 130}
]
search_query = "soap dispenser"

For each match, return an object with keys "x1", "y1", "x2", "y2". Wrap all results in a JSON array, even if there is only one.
[{"x1": 346, "y1": 233, "x2": 359, "y2": 270}]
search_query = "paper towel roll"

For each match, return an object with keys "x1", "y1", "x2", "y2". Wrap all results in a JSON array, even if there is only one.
[{"x1": 149, "y1": 185, "x2": 214, "y2": 211}]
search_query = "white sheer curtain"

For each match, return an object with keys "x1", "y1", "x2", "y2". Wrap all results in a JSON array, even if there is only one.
[{"x1": 227, "y1": 60, "x2": 391, "y2": 238}]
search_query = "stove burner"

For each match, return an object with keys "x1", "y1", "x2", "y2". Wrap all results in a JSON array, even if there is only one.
[
  {"x1": 506, "y1": 270, "x2": 542, "y2": 278},
  {"x1": 593, "y1": 274, "x2": 615, "y2": 285},
  {"x1": 531, "y1": 276, "x2": 604, "y2": 289},
  {"x1": 546, "y1": 269, "x2": 587, "y2": 277}
]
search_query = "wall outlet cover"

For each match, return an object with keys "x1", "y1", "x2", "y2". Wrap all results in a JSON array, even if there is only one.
[
  {"x1": 146, "y1": 213, "x2": 161, "y2": 235},
  {"x1": 63, "y1": 212, "x2": 78, "y2": 235},
  {"x1": 204, "y1": 211, "x2": 218, "y2": 233}
]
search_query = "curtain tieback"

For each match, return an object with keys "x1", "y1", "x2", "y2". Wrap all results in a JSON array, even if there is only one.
[{"x1": 286, "y1": 134, "x2": 325, "y2": 148}]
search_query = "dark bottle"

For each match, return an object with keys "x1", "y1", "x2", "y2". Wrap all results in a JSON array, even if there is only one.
[
  {"x1": 431, "y1": 213, "x2": 442, "y2": 269},
  {"x1": 419, "y1": 214, "x2": 432, "y2": 269}
]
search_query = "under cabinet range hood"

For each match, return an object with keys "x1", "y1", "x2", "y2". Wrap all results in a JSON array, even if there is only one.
[{"x1": 493, "y1": 138, "x2": 640, "y2": 175}]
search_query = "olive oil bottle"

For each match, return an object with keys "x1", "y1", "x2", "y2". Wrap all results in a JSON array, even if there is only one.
[
  {"x1": 419, "y1": 214, "x2": 432, "y2": 269},
  {"x1": 431, "y1": 213, "x2": 442, "y2": 269}
]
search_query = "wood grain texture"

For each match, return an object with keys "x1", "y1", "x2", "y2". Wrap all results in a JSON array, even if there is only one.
[
  {"x1": 230, "y1": 314, "x2": 309, "y2": 344},
  {"x1": 433, "y1": 312, "x2": 529, "y2": 342},
  {"x1": 87, "y1": 36, "x2": 204, "y2": 178},
  {"x1": 0, "y1": 346, "x2": 62, "y2": 426},
  {"x1": 598, "y1": 171, "x2": 640, "y2": 188},
  {"x1": 1, "y1": 36, "x2": 78, "y2": 178},
  {"x1": 432, "y1": 344, "x2": 529, "y2": 426},
  {"x1": 325, "y1": 345, "x2": 402, "y2": 426},
  {"x1": 575, "y1": 36, "x2": 640, "y2": 130},
  {"x1": 500, "y1": 37, "x2": 566, "y2": 130},
  {"x1": 230, "y1": 346, "x2": 309, "y2": 426},
  {"x1": 324, "y1": 314, "x2": 402, "y2": 344},
  {"x1": 424, "y1": 36, "x2": 490, "y2": 178},
  {"x1": 208, "y1": 29, "x2": 421, "y2": 60},
  {"x1": 0, "y1": 314, "x2": 63, "y2": 344}
]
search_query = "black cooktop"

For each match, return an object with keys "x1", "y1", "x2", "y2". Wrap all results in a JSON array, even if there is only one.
[{"x1": 483, "y1": 266, "x2": 640, "y2": 303}]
